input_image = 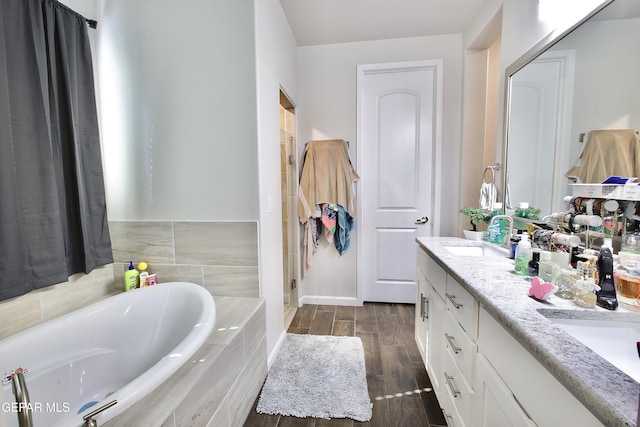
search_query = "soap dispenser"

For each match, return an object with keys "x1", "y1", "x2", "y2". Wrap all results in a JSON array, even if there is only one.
[
  {"x1": 514, "y1": 233, "x2": 532, "y2": 275},
  {"x1": 124, "y1": 261, "x2": 139, "y2": 292},
  {"x1": 596, "y1": 246, "x2": 618, "y2": 310}
]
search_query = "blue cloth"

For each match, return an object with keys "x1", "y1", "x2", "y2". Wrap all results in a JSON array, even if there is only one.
[{"x1": 335, "y1": 205, "x2": 354, "y2": 255}]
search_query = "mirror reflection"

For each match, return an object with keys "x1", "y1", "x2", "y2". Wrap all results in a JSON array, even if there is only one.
[{"x1": 504, "y1": 0, "x2": 640, "y2": 218}]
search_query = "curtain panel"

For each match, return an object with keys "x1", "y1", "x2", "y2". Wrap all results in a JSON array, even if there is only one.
[{"x1": 0, "y1": 0, "x2": 113, "y2": 300}]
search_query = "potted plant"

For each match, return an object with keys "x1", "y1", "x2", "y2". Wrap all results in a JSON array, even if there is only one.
[{"x1": 459, "y1": 207, "x2": 492, "y2": 240}]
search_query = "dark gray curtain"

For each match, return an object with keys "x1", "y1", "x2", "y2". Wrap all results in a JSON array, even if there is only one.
[{"x1": 0, "y1": 0, "x2": 113, "y2": 301}]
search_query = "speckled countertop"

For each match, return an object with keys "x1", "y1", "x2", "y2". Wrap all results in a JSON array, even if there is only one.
[{"x1": 417, "y1": 236, "x2": 640, "y2": 427}]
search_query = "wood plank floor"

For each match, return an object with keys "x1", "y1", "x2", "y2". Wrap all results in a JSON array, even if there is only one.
[{"x1": 244, "y1": 303, "x2": 447, "y2": 427}]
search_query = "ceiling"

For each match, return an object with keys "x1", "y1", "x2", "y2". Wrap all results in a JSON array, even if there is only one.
[{"x1": 279, "y1": 0, "x2": 487, "y2": 46}]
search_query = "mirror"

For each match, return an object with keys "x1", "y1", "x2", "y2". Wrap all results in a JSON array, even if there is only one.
[{"x1": 503, "y1": 0, "x2": 640, "y2": 218}]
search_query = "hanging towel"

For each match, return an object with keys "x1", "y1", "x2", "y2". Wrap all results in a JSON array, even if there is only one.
[
  {"x1": 302, "y1": 209, "x2": 323, "y2": 278},
  {"x1": 321, "y1": 203, "x2": 338, "y2": 243},
  {"x1": 566, "y1": 129, "x2": 640, "y2": 183},
  {"x1": 298, "y1": 140, "x2": 359, "y2": 224},
  {"x1": 335, "y1": 205, "x2": 354, "y2": 255},
  {"x1": 479, "y1": 182, "x2": 496, "y2": 211}
]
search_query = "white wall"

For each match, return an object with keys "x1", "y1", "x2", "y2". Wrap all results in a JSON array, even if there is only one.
[
  {"x1": 462, "y1": 0, "x2": 608, "y2": 209},
  {"x1": 97, "y1": 0, "x2": 259, "y2": 221},
  {"x1": 254, "y1": 0, "x2": 299, "y2": 361},
  {"x1": 297, "y1": 35, "x2": 463, "y2": 302},
  {"x1": 553, "y1": 18, "x2": 640, "y2": 165}
]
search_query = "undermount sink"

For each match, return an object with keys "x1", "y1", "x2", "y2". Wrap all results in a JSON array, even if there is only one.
[
  {"x1": 442, "y1": 242, "x2": 510, "y2": 258},
  {"x1": 540, "y1": 311, "x2": 640, "y2": 382}
]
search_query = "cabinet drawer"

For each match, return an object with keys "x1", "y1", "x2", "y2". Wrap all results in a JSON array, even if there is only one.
[
  {"x1": 442, "y1": 347, "x2": 474, "y2": 427},
  {"x1": 444, "y1": 311, "x2": 477, "y2": 383},
  {"x1": 445, "y1": 276, "x2": 479, "y2": 340},
  {"x1": 418, "y1": 249, "x2": 446, "y2": 298}
]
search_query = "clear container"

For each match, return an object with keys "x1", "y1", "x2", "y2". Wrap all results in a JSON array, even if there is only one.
[
  {"x1": 621, "y1": 232, "x2": 640, "y2": 254},
  {"x1": 555, "y1": 267, "x2": 578, "y2": 299},
  {"x1": 573, "y1": 277, "x2": 597, "y2": 308},
  {"x1": 614, "y1": 270, "x2": 640, "y2": 311}
]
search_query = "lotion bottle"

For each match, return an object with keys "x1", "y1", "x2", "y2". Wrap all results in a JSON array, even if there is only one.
[
  {"x1": 124, "y1": 261, "x2": 139, "y2": 291},
  {"x1": 515, "y1": 234, "x2": 532, "y2": 275}
]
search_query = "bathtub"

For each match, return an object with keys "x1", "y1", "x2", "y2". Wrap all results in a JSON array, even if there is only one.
[{"x1": 0, "y1": 282, "x2": 215, "y2": 427}]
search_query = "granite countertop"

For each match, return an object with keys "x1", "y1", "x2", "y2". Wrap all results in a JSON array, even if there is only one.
[{"x1": 416, "y1": 236, "x2": 640, "y2": 427}]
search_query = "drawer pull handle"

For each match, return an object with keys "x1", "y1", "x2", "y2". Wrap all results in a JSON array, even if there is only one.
[
  {"x1": 444, "y1": 372, "x2": 461, "y2": 398},
  {"x1": 442, "y1": 409, "x2": 454, "y2": 421},
  {"x1": 446, "y1": 293, "x2": 463, "y2": 309},
  {"x1": 422, "y1": 295, "x2": 429, "y2": 320},
  {"x1": 445, "y1": 333, "x2": 462, "y2": 354}
]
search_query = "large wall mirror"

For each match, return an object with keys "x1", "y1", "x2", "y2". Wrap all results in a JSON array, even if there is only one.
[{"x1": 502, "y1": 0, "x2": 640, "y2": 218}]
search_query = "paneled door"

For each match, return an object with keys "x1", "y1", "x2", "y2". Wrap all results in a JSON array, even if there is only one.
[{"x1": 357, "y1": 60, "x2": 443, "y2": 303}]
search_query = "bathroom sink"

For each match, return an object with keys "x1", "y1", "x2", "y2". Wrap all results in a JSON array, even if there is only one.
[
  {"x1": 540, "y1": 312, "x2": 640, "y2": 382},
  {"x1": 441, "y1": 242, "x2": 510, "y2": 258}
]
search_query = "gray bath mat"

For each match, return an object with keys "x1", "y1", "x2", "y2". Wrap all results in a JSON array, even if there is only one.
[{"x1": 256, "y1": 333, "x2": 372, "y2": 421}]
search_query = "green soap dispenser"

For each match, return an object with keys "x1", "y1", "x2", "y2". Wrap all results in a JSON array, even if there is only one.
[{"x1": 124, "y1": 261, "x2": 139, "y2": 291}]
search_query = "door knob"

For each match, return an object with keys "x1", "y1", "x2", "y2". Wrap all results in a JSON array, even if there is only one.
[{"x1": 415, "y1": 216, "x2": 429, "y2": 224}]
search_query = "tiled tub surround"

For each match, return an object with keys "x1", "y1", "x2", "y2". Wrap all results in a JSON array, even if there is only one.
[
  {"x1": 109, "y1": 221, "x2": 260, "y2": 298},
  {"x1": 0, "y1": 265, "x2": 117, "y2": 340},
  {"x1": 104, "y1": 296, "x2": 267, "y2": 427},
  {"x1": 417, "y1": 237, "x2": 640, "y2": 427},
  {"x1": 0, "y1": 220, "x2": 259, "y2": 341}
]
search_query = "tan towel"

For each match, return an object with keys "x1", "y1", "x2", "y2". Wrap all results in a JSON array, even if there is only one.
[
  {"x1": 566, "y1": 129, "x2": 640, "y2": 183},
  {"x1": 298, "y1": 139, "x2": 359, "y2": 223}
]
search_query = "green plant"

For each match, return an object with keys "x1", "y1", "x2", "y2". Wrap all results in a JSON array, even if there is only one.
[{"x1": 459, "y1": 207, "x2": 492, "y2": 231}]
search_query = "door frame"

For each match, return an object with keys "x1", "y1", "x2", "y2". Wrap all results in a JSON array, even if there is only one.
[{"x1": 355, "y1": 60, "x2": 444, "y2": 305}]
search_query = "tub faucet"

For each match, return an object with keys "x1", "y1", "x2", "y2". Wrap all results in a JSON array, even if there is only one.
[
  {"x1": 82, "y1": 400, "x2": 117, "y2": 427},
  {"x1": 489, "y1": 215, "x2": 514, "y2": 247},
  {"x1": 11, "y1": 371, "x2": 33, "y2": 427}
]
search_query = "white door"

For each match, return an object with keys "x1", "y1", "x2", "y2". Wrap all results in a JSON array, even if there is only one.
[
  {"x1": 357, "y1": 60, "x2": 443, "y2": 303},
  {"x1": 508, "y1": 50, "x2": 574, "y2": 213}
]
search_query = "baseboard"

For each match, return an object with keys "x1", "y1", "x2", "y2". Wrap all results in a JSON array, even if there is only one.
[
  {"x1": 267, "y1": 330, "x2": 286, "y2": 369},
  {"x1": 299, "y1": 295, "x2": 363, "y2": 306}
]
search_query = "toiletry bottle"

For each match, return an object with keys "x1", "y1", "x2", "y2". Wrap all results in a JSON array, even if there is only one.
[
  {"x1": 138, "y1": 261, "x2": 149, "y2": 288},
  {"x1": 124, "y1": 261, "x2": 139, "y2": 291},
  {"x1": 514, "y1": 234, "x2": 532, "y2": 275},
  {"x1": 573, "y1": 277, "x2": 598, "y2": 308},
  {"x1": 487, "y1": 218, "x2": 503, "y2": 244},
  {"x1": 528, "y1": 251, "x2": 541, "y2": 276},
  {"x1": 516, "y1": 202, "x2": 529, "y2": 218},
  {"x1": 509, "y1": 235, "x2": 521, "y2": 259}
]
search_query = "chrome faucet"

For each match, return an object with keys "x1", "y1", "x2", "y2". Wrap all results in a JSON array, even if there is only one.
[
  {"x1": 489, "y1": 215, "x2": 514, "y2": 247},
  {"x1": 11, "y1": 371, "x2": 33, "y2": 427},
  {"x1": 82, "y1": 400, "x2": 117, "y2": 427}
]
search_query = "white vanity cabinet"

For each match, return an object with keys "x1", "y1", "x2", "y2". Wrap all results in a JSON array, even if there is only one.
[
  {"x1": 473, "y1": 353, "x2": 537, "y2": 427},
  {"x1": 415, "y1": 245, "x2": 604, "y2": 427},
  {"x1": 478, "y1": 307, "x2": 603, "y2": 427},
  {"x1": 416, "y1": 247, "x2": 478, "y2": 427},
  {"x1": 415, "y1": 248, "x2": 447, "y2": 395}
]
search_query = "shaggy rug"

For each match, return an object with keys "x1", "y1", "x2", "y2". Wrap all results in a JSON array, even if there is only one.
[{"x1": 256, "y1": 333, "x2": 372, "y2": 421}]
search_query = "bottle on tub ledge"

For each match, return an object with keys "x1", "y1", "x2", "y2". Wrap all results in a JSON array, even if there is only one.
[
  {"x1": 124, "y1": 261, "x2": 139, "y2": 291},
  {"x1": 138, "y1": 261, "x2": 149, "y2": 287}
]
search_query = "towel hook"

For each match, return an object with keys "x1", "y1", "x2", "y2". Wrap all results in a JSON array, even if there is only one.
[{"x1": 482, "y1": 163, "x2": 500, "y2": 185}]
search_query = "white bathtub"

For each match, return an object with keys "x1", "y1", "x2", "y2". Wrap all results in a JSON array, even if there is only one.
[{"x1": 0, "y1": 282, "x2": 215, "y2": 427}]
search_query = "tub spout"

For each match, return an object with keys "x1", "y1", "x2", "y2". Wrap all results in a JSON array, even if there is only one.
[{"x1": 11, "y1": 371, "x2": 33, "y2": 427}]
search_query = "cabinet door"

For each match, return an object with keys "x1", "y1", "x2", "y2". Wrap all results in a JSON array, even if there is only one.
[
  {"x1": 427, "y1": 286, "x2": 446, "y2": 395},
  {"x1": 474, "y1": 354, "x2": 537, "y2": 427},
  {"x1": 415, "y1": 271, "x2": 429, "y2": 363}
]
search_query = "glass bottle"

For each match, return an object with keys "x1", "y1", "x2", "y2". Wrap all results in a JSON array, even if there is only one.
[
  {"x1": 555, "y1": 267, "x2": 578, "y2": 299},
  {"x1": 573, "y1": 277, "x2": 598, "y2": 308}
]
